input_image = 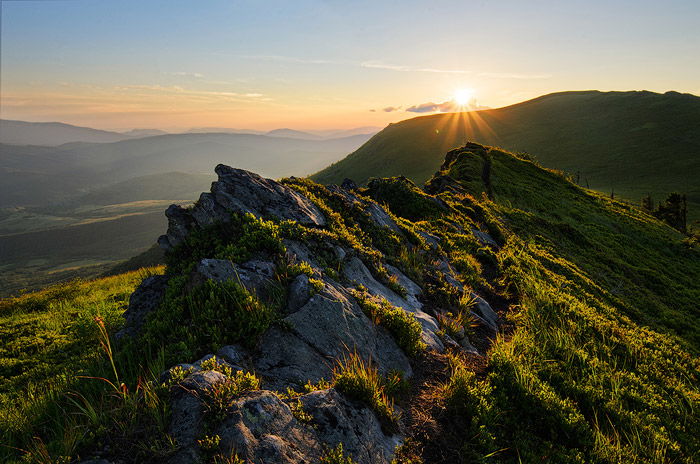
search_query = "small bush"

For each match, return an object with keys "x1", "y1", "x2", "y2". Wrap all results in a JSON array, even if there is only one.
[
  {"x1": 333, "y1": 353, "x2": 397, "y2": 427},
  {"x1": 321, "y1": 443, "x2": 357, "y2": 464},
  {"x1": 351, "y1": 290, "x2": 425, "y2": 356}
]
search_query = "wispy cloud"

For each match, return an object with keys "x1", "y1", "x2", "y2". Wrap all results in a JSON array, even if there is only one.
[
  {"x1": 360, "y1": 60, "x2": 471, "y2": 74},
  {"x1": 114, "y1": 84, "x2": 270, "y2": 101},
  {"x1": 240, "y1": 54, "x2": 342, "y2": 65},
  {"x1": 406, "y1": 99, "x2": 489, "y2": 113},
  {"x1": 478, "y1": 72, "x2": 552, "y2": 79},
  {"x1": 167, "y1": 71, "x2": 205, "y2": 78},
  {"x1": 382, "y1": 106, "x2": 401, "y2": 112},
  {"x1": 238, "y1": 54, "x2": 550, "y2": 80}
]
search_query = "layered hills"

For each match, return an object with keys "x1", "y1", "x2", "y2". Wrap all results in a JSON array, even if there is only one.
[
  {"x1": 0, "y1": 131, "x2": 371, "y2": 295},
  {"x1": 2, "y1": 142, "x2": 697, "y2": 463}
]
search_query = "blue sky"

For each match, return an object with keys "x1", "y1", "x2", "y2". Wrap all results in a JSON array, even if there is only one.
[{"x1": 2, "y1": 0, "x2": 699, "y2": 130}]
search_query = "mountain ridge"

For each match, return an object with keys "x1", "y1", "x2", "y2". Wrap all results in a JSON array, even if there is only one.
[{"x1": 312, "y1": 90, "x2": 700, "y2": 221}]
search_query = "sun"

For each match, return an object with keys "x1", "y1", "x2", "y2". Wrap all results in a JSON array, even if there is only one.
[{"x1": 453, "y1": 88, "x2": 474, "y2": 106}]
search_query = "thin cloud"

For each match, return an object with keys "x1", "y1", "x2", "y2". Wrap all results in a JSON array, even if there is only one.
[
  {"x1": 240, "y1": 54, "x2": 342, "y2": 65},
  {"x1": 478, "y1": 72, "x2": 552, "y2": 79},
  {"x1": 406, "y1": 99, "x2": 490, "y2": 113},
  {"x1": 167, "y1": 71, "x2": 205, "y2": 78},
  {"x1": 361, "y1": 60, "x2": 471, "y2": 74},
  {"x1": 114, "y1": 85, "x2": 268, "y2": 101},
  {"x1": 382, "y1": 106, "x2": 401, "y2": 112}
]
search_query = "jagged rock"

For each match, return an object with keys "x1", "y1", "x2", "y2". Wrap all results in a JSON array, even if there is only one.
[
  {"x1": 471, "y1": 294, "x2": 498, "y2": 331},
  {"x1": 287, "y1": 274, "x2": 311, "y2": 314},
  {"x1": 255, "y1": 280, "x2": 412, "y2": 389},
  {"x1": 284, "y1": 239, "x2": 322, "y2": 269},
  {"x1": 217, "y1": 344, "x2": 248, "y2": 366},
  {"x1": 213, "y1": 389, "x2": 398, "y2": 464},
  {"x1": 115, "y1": 275, "x2": 169, "y2": 340},
  {"x1": 160, "y1": 205, "x2": 196, "y2": 250},
  {"x1": 192, "y1": 258, "x2": 275, "y2": 297},
  {"x1": 424, "y1": 174, "x2": 469, "y2": 196},
  {"x1": 300, "y1": 388, "x2": 402, "y2": 464},
  {"x1": 169, "y1": 370, "x2": 227, "y2": 464},
  {"x1": 159, "y1": 166, "x2": 326, "y2": 251},
  {"x1": 213, "y1": 166, "x2": 326, "y2": 226},
  {"x1": 343, "y1": 258, "x2": 444, "y2": 351},
  {"x1": 472, "y1": 228, "x2": 499, "y2": 248},
  {"x1": 216, "y1": 391, "x2": 322, "y2": 464},
  {"x1": 435, "y1": 258, "x2": 464, "y2": 290},
  {"x1": 364, "y1": 202, "x2": 401, "y2": 233},
  {"x1": 327, "y1": 184, "x2": 363, "y2": 206},
  {"x1": 417, "y1": 230, "x2": 441, "y2": 249}
]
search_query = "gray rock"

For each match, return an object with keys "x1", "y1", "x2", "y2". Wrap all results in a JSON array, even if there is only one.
[
  {"x1": 216, "y1": 391, "x2": 322, "y2": 464},
  {"x1": 160, "y1": 204, "x2": 195, "y2": 251},
  {"x1": 472, "y1": 228, "x2": 499, "y2": 248},
  {"x1": 115, "y1": 275, "x2": 169, "y2": 340},
  {"x1": 327, "y1": 184, "x2": 363, "y2": 206},
  {"x1": 214, "y1": 389, "x2": 399, "y2": 464},
  {"x1": 287, "y1": 274, "x2": 311, "y2": 314},
  {"x1": 168, "y1": 370, "x2": 227, "y2": 464},
  {"x1": 417, "y1": 230, "x2": 441, "y2": 249},
  {"x1": 217, "y1": 344, "x2": 248, "y2": 365},
  {"x1": 470, "y1": 293, "x2": 498, "y2": 331},
  {"x1": 364, "y1": 202, "x2": 401, "y2": 233},
  {"x1": 344, "y1": 258, "x2": 444, "y2": 352},
  {"x1": 192, "y1": 258, "x2": 276, "y2": 298},
  {"x1": 435, "y1": 258, "x2": 464, "y2": 290},
  {"x1": 213, "y1": 165, "x2": 326, "y2": 227},
  {"x1": 301, "y1": 388, "x2": 401, "y2": 464},
  {"x1": 256, "y1": 280, "x2": 412, "y2": 389},
  {"x1": 159, "y1": 166, "x2": 325, "y2": 251}
]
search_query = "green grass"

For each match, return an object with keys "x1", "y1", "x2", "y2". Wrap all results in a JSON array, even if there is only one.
[
  {"x1": 313, "y1": 90, "x2": 700, "y2": 222},
  {"x1": 428, "y1": 144, "x2": 700, "y2": 463},
  {"x1": 351, "y1": 288, "x2": 426, "y2": 356},
  {"x1": 2, "y1": 140, "x2": 699, "y2": 463},
  {"x1": 332, "y1": 352, "x2": 399, "y2": 428},
  {"x1": 0, "y1": 267, "x2": 164, "y2": 462}
]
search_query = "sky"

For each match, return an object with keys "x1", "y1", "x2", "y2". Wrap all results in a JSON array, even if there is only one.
[{"x1": 1, "y1": 0, "x2": 699, "y2": 131}]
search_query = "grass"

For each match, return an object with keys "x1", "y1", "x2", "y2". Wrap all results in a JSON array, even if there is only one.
[
  {"x1": 2, "y1": 139, "x2": 699, "y2": 463},
  {"x1": 312, "y1": 90, "x2": 700, "y2": 222},
  {"x1": 351, "y1": 288, "x2": 426, "y2": 356},
  {"x1": 432, "y1": 144, "x2": 700, "y2": 463},
  {"x1": 332, "y1": 353, "x2": 399, "y2": 428},
  {"x1": 0, "y1": 267, "x2": 166, "y2": 462}
]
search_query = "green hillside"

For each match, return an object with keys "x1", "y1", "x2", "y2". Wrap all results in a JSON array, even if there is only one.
[
  {"x1": 313, "y1": 90, "x2": 700, "y2": 221},
  {"x1": 1, "y1": 143, "x2": 698, "y2": 463}
]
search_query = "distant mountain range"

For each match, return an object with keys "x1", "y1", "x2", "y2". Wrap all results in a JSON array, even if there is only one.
[
  {"x1": 313, "y1": 90, "x2": 700, "y2": 223},
  {"x1": 0, "y1": 119, "x2": 380, "y2": 146},
  {"x1": 0, "y1": 128, "x2": 374, "y2": 294}
]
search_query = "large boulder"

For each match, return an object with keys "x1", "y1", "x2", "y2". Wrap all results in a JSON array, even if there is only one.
[{"x1": 255, "y1": 280, "x2": 412, "y2": 390}]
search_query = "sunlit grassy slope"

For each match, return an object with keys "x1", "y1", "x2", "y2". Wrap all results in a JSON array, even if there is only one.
[
  {"x1": 313, "y1": 90, "x2": 700, "y2": 221},
  {"x1": 422, "y1": 144, "x2": 700, "y2": 462},
  {"x1": 0, "y1": 267, "x2": 163, "y2": 458},
  {"x1": 1, "y1": 142, "x2": 698, "y2": 463}
]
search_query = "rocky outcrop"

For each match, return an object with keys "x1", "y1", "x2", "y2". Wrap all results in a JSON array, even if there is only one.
[
  {"x1": 118, "y1": 164, "x2": 502, "y2": 464},
  {"x1": 255, "y1": 277, "x2": 412, "y2": 390},
  {"x1": 159, "y1": 166, "x2": 326, "y2": 251},
  {"x1": 168, "y1": 372, "x2": 399, "y2": 464}
]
